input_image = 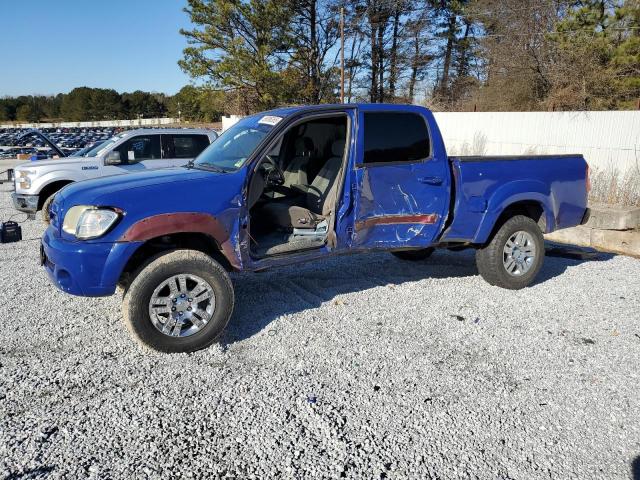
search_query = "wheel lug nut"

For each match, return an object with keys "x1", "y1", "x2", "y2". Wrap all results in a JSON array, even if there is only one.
[
  {"x1": 181, "y1": 294, "x2": 186, "y2": 298},
  {"x1": 187, "y1": 307, "x2": 192, "y2": 311},
  {"x1": 172, "y1": 299, "x2": 177, "y2": 303},
  {"x1": 188, "y1": 298, "x2": 192, "y2": 302},
  {"x1": 171, "y1": 307, "x2": 176, "y2": 311}
]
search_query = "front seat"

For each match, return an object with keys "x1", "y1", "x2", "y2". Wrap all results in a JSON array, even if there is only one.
[
  {"x1": 283, "y1": 137, "x2": 314, "y2": 188},
  {"x1": 261, "y1": 139, "x2": 345, "y2": 229}
]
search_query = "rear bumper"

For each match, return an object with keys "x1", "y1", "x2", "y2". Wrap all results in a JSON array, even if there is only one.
[
  {"x1": 41, "y1": 226, "x2": 142, "y2": 297},
  {"x1": 11, "y1": 192, "x2": 39, "y2": 213}
]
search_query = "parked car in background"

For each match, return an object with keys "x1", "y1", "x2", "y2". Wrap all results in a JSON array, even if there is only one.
[
  {"x1": 40, "y1": 104, "x2": 589, "y2": 353},
  {"x1": 12, "y1": 128, "x2": 218, "y2": 220}
]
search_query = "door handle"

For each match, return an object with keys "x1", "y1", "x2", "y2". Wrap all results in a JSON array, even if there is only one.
[{"x1": 418, "y1": 176, "x2": 443, "y2": 186}]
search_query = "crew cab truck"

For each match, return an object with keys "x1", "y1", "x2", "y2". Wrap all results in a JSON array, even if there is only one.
[
  {"x1": 41, "y1": 104, "x2": 589, "y2": 353},
  {"x1": 12, "y1": 128, "x2": 217, "y2": 220}
]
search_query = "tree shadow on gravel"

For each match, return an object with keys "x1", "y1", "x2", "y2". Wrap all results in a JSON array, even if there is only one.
[
  {"x1": 5, "y1": 466, "x2": 56, "y2": 480},
  {"x1": 223, "y1": 242, "x2": 615, "y2": 344}
]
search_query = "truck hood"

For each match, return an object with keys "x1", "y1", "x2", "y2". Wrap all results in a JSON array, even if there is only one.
[
  {"x1": 55, "y1": 167, "x2": 246, "y2": 229},
  {"x1": 18, "y1": 156, "x2": 87, "y2": 169}
]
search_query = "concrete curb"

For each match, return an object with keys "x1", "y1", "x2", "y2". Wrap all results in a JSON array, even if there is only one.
[{"x1": 545, "y1": 226, "x2": 640, "y2": 258}]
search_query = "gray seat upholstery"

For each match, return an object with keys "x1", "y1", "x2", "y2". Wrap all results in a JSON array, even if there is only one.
[
  {"x1": 260, "y1": 139, "x2": 345, "y2": 229},
  {"x1": 283, "y1": 137, "x2": 313, "y2": 188}
]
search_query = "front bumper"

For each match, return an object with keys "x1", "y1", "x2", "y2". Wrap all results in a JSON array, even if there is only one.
[
  {"x1": 12, "y1": 193, "x2": 39, "y2": 213},
  {"x1": 41, "y1": 226, "x2": 142, "y2": 297}
]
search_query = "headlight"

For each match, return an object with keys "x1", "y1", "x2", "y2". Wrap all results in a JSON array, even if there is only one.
[
  {"x1": 62, "y1": 206, "x2": 120, "y2": 239},
  {"x1": 17, "y1": 170, "x2": 35, "y2": 189}
]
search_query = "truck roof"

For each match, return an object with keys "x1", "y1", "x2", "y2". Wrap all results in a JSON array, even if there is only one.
[
  {"x1": 262, "y1": 103, "x2": 430, "y2": 118},
  {"x1": 119, "y1": 128, "x2": 217, "y2": 137}
]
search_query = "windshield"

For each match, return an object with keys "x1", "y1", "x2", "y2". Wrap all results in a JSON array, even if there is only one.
[
  {"x1": 84, "y1": 133, "x2": 125, "y2": 157},
  {"x1": 193, "y1": 115, "x2": 279, "y2": 171},
  {"x1": 75, "y1": 140, "x2": 107, "y2": 157}
]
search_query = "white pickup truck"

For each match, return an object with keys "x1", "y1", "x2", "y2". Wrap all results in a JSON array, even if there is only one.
[{"x1": 12, "y1": 128, "x2": 218, "y2": 219}]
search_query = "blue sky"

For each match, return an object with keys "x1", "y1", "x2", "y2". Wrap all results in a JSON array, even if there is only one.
[{"x1": 0, "y1": 0, "x2": 193, "y2": 96}]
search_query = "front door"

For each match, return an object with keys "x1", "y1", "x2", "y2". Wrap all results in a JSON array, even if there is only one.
[
  {"x1": 101, "y1": 134, "x2": 167, "y2": 177},
  {"x1": 350, "y1": 110, "x2": 450, "y2": 250}
]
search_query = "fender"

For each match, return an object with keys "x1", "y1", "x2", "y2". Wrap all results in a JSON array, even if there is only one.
[
  {"x1": 29, "y1": 170, "x2": 85, "y2": 196},
  {"x1": 474, "y1": 179, "x2": 557, "y2": 244},
  {"x1": 119, "y1": 212, "x2": 241, "y2": 270}
]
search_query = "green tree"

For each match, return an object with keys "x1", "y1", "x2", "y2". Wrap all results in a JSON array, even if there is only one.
[
  {"x1": 549, "y1": 0, "x2": 639, "y2": 109},
  {"x1": 60, "y1": 87, "x2": 93, "y2": 121},
  {"x1": 179, "y1": 0, "x2": 295, "y2": 112},
  {"x1": 122, "y1": 90, "x2": 164, "y2": 118},
  {"x1": 16, "y1": 102, "x2": 42, "y2": 122}
]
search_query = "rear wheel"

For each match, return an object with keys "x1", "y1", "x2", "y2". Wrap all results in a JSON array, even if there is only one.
[
  {"x1": 391, "y1": 248, "x2": 434, "y2": 261},
  {"x1": 122, "y1": 249, "x2": 234, "y2": 353},
  {"x1": 475, "y1": 215, "x2": 544, "y2": 289}
]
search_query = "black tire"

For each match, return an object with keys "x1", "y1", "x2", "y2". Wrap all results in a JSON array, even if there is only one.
[
  {"x1": 391, "y1": 247, "x2": 434, "y2": 261},
  {"x1": 41, "y1": 193, "x2": 56, "y2": 223},
  {"x1": 122, "y1": 249, "x2": 234, "y2": 353},
  {"x1": 475, "y1": 215, "x2": 544, "y2": 290}
]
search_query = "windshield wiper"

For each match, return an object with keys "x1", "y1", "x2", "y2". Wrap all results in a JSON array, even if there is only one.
[{"x1": 194, "y1": 163, "x2": 228, "y2": 173}]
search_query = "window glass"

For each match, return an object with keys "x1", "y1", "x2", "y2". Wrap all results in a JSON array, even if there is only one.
[
  {"x1": 194, "y1": 116, "x2": 273, "y2": 171},
  {"x1": 163, "y1": 134, "x2": 210, "y2": 159},
  {"x1": 363, "y1": 112, "x2": 430, "y2": 164},
  {"x1": 115, "y1": 135, "x2": 161, "y2": 162}
]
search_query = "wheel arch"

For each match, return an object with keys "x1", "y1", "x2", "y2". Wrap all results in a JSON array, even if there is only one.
[
  {"x1": 38, "y1": 179, "x2": 74, "y2": 209},
  {"x1": 474, "y1": 181, "x2": 556, "y2": 244},
  {"x1": 118, "y1": 232, "x2": 233, "y2": 290},
  {"x1": 116, "y1": 212, "x2": 241, "y2": 289}
]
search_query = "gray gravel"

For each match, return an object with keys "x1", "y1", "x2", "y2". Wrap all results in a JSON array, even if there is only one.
[{"x1": 1, "y1": 183, "x2": 639, "y2": 479}]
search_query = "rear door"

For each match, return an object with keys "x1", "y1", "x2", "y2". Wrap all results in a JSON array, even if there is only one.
[
  {"x1": 351, "y1": 110, "x2": 450, "y2": 249},
  {"x1": 162, "y1": 134, "x2": 211, "y2": 167}
]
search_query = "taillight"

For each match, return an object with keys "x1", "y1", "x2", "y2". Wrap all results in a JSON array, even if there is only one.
[{"x1": 586, "y1": 163, "x2": 591, "y2": 193}]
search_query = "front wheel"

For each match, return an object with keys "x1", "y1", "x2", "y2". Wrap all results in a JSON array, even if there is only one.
[
  {"x1": 475, "y1": 215, "x2": 544, "y2": 290},
  {"x1": 122, "y1": 249, "x2": 234, "y2": 353},
  {"x1": 41, "y1": 193, "x2": 57, "y2": 223}
]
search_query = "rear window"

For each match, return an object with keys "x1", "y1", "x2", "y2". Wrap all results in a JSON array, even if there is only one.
[
  {"x1": 363, "y1": 112, "x2": 430, "y2": 165},
  {"x1": 163, "y1": 134, "x2": 210, "y2": 159}
]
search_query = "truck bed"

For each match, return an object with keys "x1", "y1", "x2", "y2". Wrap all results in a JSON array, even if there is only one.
[{"x1": 442, "y1": 154, "x2": 588, "y2": 244}]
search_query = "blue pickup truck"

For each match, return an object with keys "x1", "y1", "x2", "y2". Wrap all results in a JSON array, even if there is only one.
[{"x1": 41, "y1": 104, "x2": 589, "y2": 352}]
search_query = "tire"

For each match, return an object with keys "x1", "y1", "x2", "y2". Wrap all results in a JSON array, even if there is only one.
[
  {"x1": 475, "y1": 215, "x2": 544, "y2": 290},
  {"x1": 391, "y1": 247, "x2": 434, "y2": 261},
  {"x1": 122, "y1": 249, "x2": 234, "y2": 353},
  {"x1": 41, "y1": 193, "x2": 56, "y2": 223}
]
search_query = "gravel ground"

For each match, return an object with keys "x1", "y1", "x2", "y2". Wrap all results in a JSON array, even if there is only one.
[{"x1": 0, "y1": 183, "x2": 639, "y2": 480}]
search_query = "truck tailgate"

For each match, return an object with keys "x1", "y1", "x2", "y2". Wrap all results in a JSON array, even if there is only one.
[{"x1": 443, "y1": 155, "x2": 588, "y2": 243}]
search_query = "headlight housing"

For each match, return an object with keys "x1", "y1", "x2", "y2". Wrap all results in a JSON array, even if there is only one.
[
  {"x1": 17, "y1": 170, "x2": 35, "y2": 189},
  {"x1": 62, "y1": 206, "x2": 121, "y2": 239}
]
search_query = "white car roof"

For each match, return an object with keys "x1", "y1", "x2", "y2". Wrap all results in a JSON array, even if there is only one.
[{"x1": 119, "y1": 128, "x2": 217, "y2": 138}]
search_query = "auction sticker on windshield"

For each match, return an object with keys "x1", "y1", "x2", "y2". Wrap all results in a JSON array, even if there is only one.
[{"x1": 258, "y1": 115, "x2": 283, "y2": 126}]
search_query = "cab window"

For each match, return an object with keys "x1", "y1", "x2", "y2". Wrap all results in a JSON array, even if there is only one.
[
  {"x1": 363, "y1": 112, "x2": 430, "y2": 165},
  {"x1": 162, "y1": 134, "x2": 210, "y2": 159},
  {"x1": 115, "y1": 135, "x2": 161, "y2": 163}
]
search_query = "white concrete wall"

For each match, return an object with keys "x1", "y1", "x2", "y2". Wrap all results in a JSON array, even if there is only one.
[
  {"x1": 433, "y1": 111, "x2": 640, "y2": 174},
  {"x1": 221, "y1": 115, "x2": 243, "y2": 132},
  {"x1": 0, "y1": 118, "x2": 179, "y2": 129}
]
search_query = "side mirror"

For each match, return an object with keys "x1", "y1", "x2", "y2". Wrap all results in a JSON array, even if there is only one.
[{"x1": 104, "y1": 151, "x2": 122, "y2": 166}]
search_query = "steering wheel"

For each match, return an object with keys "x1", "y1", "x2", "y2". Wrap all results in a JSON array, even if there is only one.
[{"x1": 261, "y1": 155, "x2": 285, "y2": 186}]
